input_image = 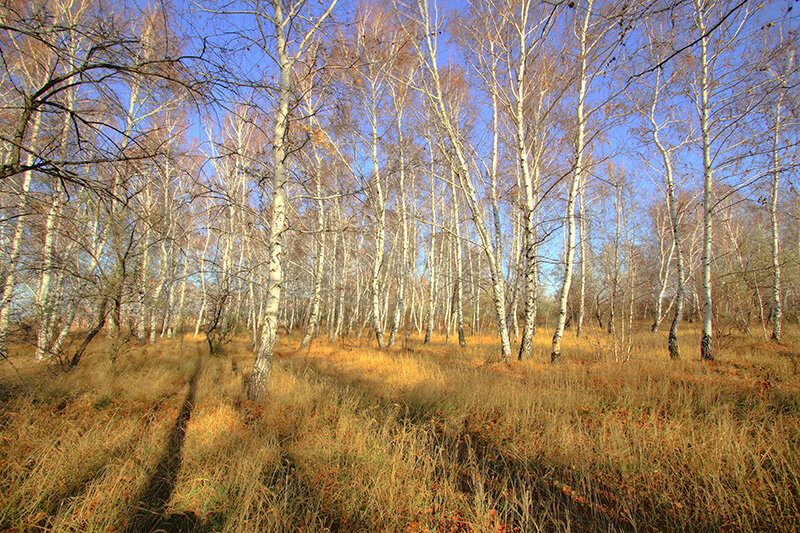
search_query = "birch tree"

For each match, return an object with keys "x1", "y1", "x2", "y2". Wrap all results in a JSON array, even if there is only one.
[
  {"x1": 388, "y1": 53, "x2": 417, "y2": 347},
  {"x1": 690, "y1": 0, "x2": 752, "y2": 361},
  {"x1": 695, "y1": 0, "x2": 715, "y2": 361},
  {"x1": 649, "y1": 202, "x2": 676, "y2": 333},
  {"x1": 475, "y1": 0, "x2": 561, "y2": 360},
  {"x1": 551, "y1": 0, "x2": 594, "y2": 362},
  {"x1": 407, "y1": 0, "x2": 513, "y2": 361},
  {"x1": 550, "y1": 0, "x2": 632, "y2": 361},
  {"x1": 243, "y1": 0, "x2": 338, "y2": 400},
  {"x1": 634, "y1": 36, "x2": 693, "y2": 359},
  {"x1": 760, "y1": 35, "x2": 796, "y2": 341},
  {"x1": 298, "y1": 59, "x2": 331, "y2": 350}
]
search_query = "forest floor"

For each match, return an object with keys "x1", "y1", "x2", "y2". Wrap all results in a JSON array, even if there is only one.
[{"x1": 1, "y1": 326, "x2": 799, "y2": 532}]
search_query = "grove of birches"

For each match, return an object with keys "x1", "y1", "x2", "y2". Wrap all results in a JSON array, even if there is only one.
[{"x1": 1, "y1": 0, "x2": 799, "y2": 400}]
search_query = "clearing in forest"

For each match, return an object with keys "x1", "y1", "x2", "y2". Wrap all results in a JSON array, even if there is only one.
[{"x1": 1, "y1": 328, "x2": 799, "y2": 532}]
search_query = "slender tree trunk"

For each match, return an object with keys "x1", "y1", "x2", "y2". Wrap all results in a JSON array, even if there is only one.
[
  {"x1": 333, "y1": 225, "x2": 346, "y2": 340},
  {"x1": 35, "y1": 188, "x2": 63, "y2": 361},
  {"x1": 0, "y1": 111, "x2": 41, "y2": 358},
  {"x1": 444, "y1": 238, "x2": 452, "y2": 343},
  {"x1": 249, "y1": 2, "x2": 294, "y2": 400},
  {"x1": 514, "y1": 6, "x2": 540, "y2": 360},
  {"x1": 326, "y1": 228, "x2": 337, "y2": 339},
  {"x1": 149, "y1": 241, "x2": 170, "y2": 344},
  {"x1": 668, "y1": 223, "x2": 687, "y2": 360},
  {"x1": 489, "y1": 44, "x2": 504, "y2": 290},
  {"x1": 194, "y1": 224, "x2": 212, "y2": 338},
  {"x1": 450, "y1": 169, "x2": 466, "y2": 346},
  {"x1": 651, "y1": 221, "x2": 675, "y2": 333},
  {"x1": 417, "y1": 15, "x2": 511, "y2": 361},
  {"x1": 161, "y1": 281, "x2": 175, "y2": 339},
  {"x1": 389, "y1": 89, "x2": 410, "y2": 346},
  {"x1": 425, "y1": 150, "x2": 437, "y2": 344},
  {"x1": 299, "y1": 227, "x2": 325, "y2": 350},
  {"x1": 381, "y1": 245, "x2": 393, "y2": 333},
  {"x1": 507, "y1": 211, "x2": 521, "y2": 341},
  {"x1": 369, "y1": 95, "x2": 387, "y2": 347},
  {"x1": 137, "y1": 229, "x2": 150, "y2": 344},
  {"x1": 467, "y1": 250, "x2": 477, "y2": 336},
  {"x1": 696, "y1": 0, "x2": 714, "y2": 361},
  {"x1": 49, "y1": 301, "x2": 77, "y2": 362},
  {"x1": 576, "y1": 178, "x2": 587, "y2": 338},
  {"x1": 608, "y1": 184, "x2": 621, "y2": 336},
  {"x1": 171, "y1": 249, "x2": 189, "y2": 337},
  {"x1": 770, "y1": 98, "x2": 783, "y2": 341},
  {"x1": 108, "y1": 296, "x2": 122, "y2": 362},
  {"x1": 626, "y1": 227, "x2": 635, "y2": 361},
  {"x1": 349, "y1": 234, "x2": 363, "y2": 337},
  {"x1": 475, "y1": 253, "x2": 482, "y2": 335},
  {"x1": 552, "y1": 0, "x2": 592, "y2": 362},
  {"x1": 648, "y1": 70, "x2": 686, "y2": 360},
  {"x1": 149, "y1": 283, "x2": 164, "y2": 345},
  {"x1": 486, "y1": 46, "x2": 512, "y2": 362},
  {"x1": 36, "y1": 80, "x2": 80, "y2": 361}
]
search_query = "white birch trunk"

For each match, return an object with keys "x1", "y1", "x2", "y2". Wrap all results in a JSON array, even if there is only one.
[
  {"x1": 770, "y1": 97, "x2": 783, "y2": 341},
  {"x1": 0, "y1": 111, "x2": 41, "y2": 357},
  {"x1": 696, "y1": 0, "x2": 714, "y2": 361},
  {"x1": 648, "y1": 69, "x2": 687, "y2": 360},
  {"x1": 137, "y1": 229, "x2": 150, "y2": 343},
  {"x1": 514, "y1": 12, "x2": 538, "y2": 359},
  {"x1": 249, "y1": 0, "x2": 340, "y2": 397},
  {"x1": 369, "y1": 97, "x2": 387, "y2": 348},
  {"x1": 425, "y1": 142, "x2": 437, "y2": 344},
  {"x1": 608, "y1": 184, "x2": 621, "y2": 336},
  {"x1": 248, "y1": 27, "x2": 290, "y2": 395},
  {"x1": 450, "y1": 169, "x2": 466, "y2": 346},
  {"x1": 194, "y1": 217, "x2": 213, "y2": 337},
  {"x1": 34, "y1": 181, "x2": 64, "y2": 361},
  {"x1": 651, "y1": 211, "x2": 675, "y2": 333},
  {"x1": 551, "y1": 0, "x2": 592, "y2": 362}
]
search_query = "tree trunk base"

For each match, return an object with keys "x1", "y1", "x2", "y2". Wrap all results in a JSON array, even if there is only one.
[{"x1": 700, "y1": 333, "x2": 713, "y2": 361}]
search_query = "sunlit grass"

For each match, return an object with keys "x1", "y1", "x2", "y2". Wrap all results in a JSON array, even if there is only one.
[{"x1": 1, "y1": 324, "x2": 798, "y2": 531}]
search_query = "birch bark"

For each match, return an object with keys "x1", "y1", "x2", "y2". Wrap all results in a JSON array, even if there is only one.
[
  {"x1": 647, "y1": 68, "x2": 687, "y2": 360},
  {"x1": 551, "y1": 0, "x2": 593, "y2": 362},
  {"x1": 695, "y1": 0, "x2": 714, "y2": 361},
  {"x1": 770, "y1": 93, "x2": 783, "y2": 341}
]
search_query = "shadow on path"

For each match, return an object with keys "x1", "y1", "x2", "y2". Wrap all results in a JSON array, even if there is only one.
[{"x1": 127, "y1": 358, "x2": 202, "y2": 533}]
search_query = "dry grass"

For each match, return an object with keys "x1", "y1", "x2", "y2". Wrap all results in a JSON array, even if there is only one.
[{"x1": 1, "y1": 325, "x2": 799, "y2": 532}]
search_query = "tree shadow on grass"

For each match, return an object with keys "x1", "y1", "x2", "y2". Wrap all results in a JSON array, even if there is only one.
[
  {"x1": 260, "y1": 450, "x2": 351, "y2": 532},
  {"x1": 288, "y1": 350, "x2": 795, "y2": 531},
  {"x1": 279, "y1": 354, "x2": 650, "y2": 532},
  {"x1": 126, "y1": 358, "x2": 202, "y2": 533}
]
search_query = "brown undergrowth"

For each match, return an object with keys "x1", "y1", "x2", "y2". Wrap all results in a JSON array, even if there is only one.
[{"x1": 0, "y1": 326, "x2": 798, "y2": 531}]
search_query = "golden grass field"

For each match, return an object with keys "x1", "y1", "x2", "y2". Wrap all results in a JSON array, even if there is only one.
[{"x1": 1, "y1": 325, "x2": 799, "y2": 532}]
